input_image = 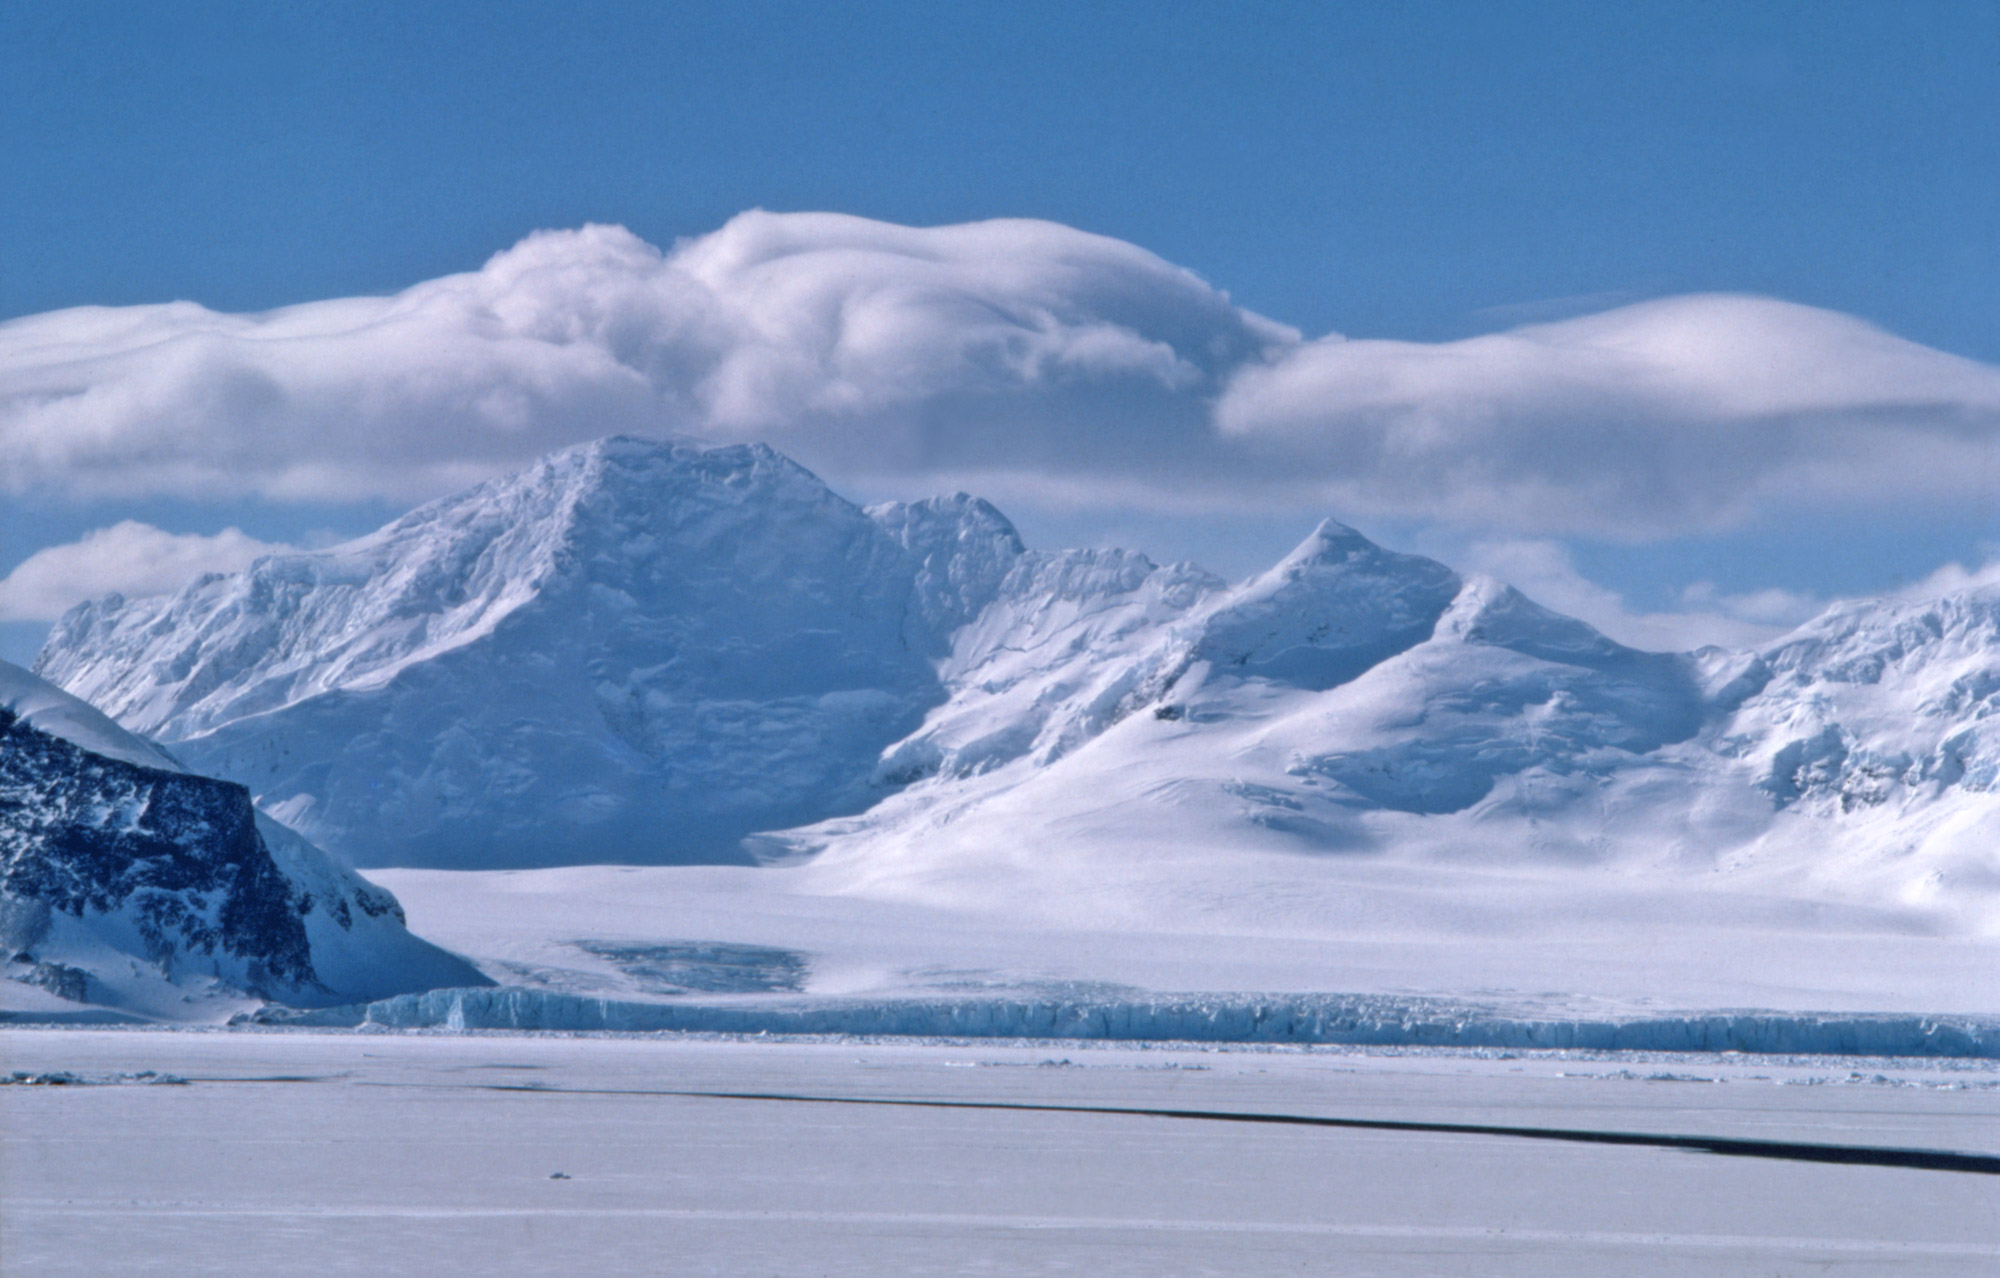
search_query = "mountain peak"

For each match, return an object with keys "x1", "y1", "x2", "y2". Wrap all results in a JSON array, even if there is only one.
[
  {"x1": 1273, "y1": 517, "x2": 1375, "y2": 569},
  {"x1": 1191, "y1": 518, "x2": 1462, "y2": 691},
  {"x1": 31, "y1": 436, "x2": 1025, "y2": 868},
  {"x1": 869, "y1": 493, "x2": 1027, "y2": 638},
  {"x1": 1433, "y1": 574, "x2": 1641, "y2": 669}
]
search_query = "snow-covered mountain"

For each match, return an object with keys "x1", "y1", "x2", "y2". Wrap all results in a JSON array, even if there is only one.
[
  {"x1": 30, "y1": 436, "x2": 2000, "y2": 928},
  {"x1": 38, "y1": 437, "x2": 1025, "y2": 868},
  {"x1": 1, "y1": 661, "x2": 486, "y2": 1019},
  {"x1": 788, "y1": 528, "x2": 1999, "y2": 934}
]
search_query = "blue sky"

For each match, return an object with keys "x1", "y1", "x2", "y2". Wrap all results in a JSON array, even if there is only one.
[
  {"x1": 3, "y1": 0, "x2": 1998, "y2": 661},
  {"x1": 8, "y1": 1, "x2": 1996, "y2": 353}
]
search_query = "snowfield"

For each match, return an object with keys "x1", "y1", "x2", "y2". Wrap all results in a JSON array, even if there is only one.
[
  {"x1": 328, "y1": 858, "x2": 2000, "y2": 1056},
  {"x1": 3, "y1": 1029, "x2": 1995, "y2": 1277}
]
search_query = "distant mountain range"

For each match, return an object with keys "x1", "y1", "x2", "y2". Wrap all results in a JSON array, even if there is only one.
[{"x1": 31, "y1": 436, "x2": 2000, "y2": 925}]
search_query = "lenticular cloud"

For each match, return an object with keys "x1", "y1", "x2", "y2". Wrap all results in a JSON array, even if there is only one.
[
  {"x1": 0, "y1": 214, "x2": 1291, "y2": 503},
  {"x1": 1215, "y1": 294, "x2": 2000, "y2": 535},
  {"x1": 3, "y1": 211, "x2": 1996, "y2": 536}
]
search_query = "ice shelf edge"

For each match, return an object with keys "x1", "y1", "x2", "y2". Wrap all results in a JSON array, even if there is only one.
[{"x1": 212, "y1": 987, "x2": 2000, "y2": 1057}]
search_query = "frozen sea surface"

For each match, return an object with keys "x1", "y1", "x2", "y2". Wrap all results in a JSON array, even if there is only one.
[{"x1": 4, "y1": 1029, "x2": 1996, "y2": 1276}]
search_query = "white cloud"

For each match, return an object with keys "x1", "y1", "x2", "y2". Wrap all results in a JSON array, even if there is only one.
[
  {"x1": 3, "y1": 213, "x2": 1996, "y2": 540},
  {"x1": 0, "y1": 522, "x2": 292, "y2": 622},
  {"x1": 1456, "y1": 541, "x2": 2000, "y2": 656},
  {"x1": 1452, "y1": 538, "x2": 1823, "y2": 651},
  {"x1": 0, "y1": 213, "x2": 1291, "y2": 504},
  {"x1": 1675, "y1": 580, "x2": 1823, "y2": 628},
  {"x1": 1215, "y1": 294, "x2": 2000, "y2": 536},
  {"x1": 1888, "y1": 556, "x2": 2000, "y2": 602}
]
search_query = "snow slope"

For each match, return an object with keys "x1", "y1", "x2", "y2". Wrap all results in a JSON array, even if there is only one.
[
  {"x1": 771, "y1": 522, "x2": 2000, "y2": 944},
  {"x1": 1, "y1": 661, "x2": 485, "y2": 1020},
  {"x1": 1710, "y1": 587, "x2": 2000, "y2": 911}
]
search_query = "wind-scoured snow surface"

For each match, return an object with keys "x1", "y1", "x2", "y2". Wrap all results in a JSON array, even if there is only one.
[
  {"x1": 28, "y1": 434, "x2": 2000, "y2": 1035},
  {"x1": 0, "y1": 661, "x2": 484, "y2": 1020}
]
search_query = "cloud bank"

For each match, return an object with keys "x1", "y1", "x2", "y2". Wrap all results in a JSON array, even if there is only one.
[
  {"x1": 1449, "y1": 537, "x2": 1824, "y2": 651},
  {"x1": 0, "y1": 523, "x2": 293, "y2": 622},
  {"x1": 4, "y1": 211, "x2": 1997, "y2": 537},
  {"x1": 1221, "y1": 296, "x2": 2000, "y2": 535}
]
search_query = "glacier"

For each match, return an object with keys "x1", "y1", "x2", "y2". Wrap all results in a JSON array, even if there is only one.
[
  {"x1": 23, "y1": 433, "x2": 2000, "y2": 1034},
  {"x1": 0, "y1": 661, "x2": 485, "y2": 1019}
]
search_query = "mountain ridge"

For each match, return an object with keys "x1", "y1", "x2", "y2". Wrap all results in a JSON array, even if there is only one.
[{"x1": 29, "y1": 435, "x2": 2000, "y2": 928}]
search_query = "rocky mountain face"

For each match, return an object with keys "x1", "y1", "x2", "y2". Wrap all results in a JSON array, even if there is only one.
[
  {"x1": 30, "y1": 437, "x2": 2000, "y2": 919},
  {"x1": 1, "y1": 662, "x2": 485, "y2": 1018}
]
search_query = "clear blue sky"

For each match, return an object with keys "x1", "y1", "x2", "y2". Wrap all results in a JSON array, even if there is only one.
[
  {"x1": 6, "y1": 0, "x2": 1995, "y2": 358},
  {"x1": 3, "y1": 0, "x2": 1997, "y2": 663}
]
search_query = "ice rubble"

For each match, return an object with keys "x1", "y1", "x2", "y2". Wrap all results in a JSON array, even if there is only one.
[{"x1": 0, "y1": 661, "x2": 485, "y2": 1019}]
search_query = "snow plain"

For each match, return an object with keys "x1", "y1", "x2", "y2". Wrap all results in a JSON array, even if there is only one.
[
  {"x1": 4, "y1": 1029, "x2": 1996, "y2": 1276},
  {"x1": 369, "y1": 859, "x2": 2000, "y2": 1023}
]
